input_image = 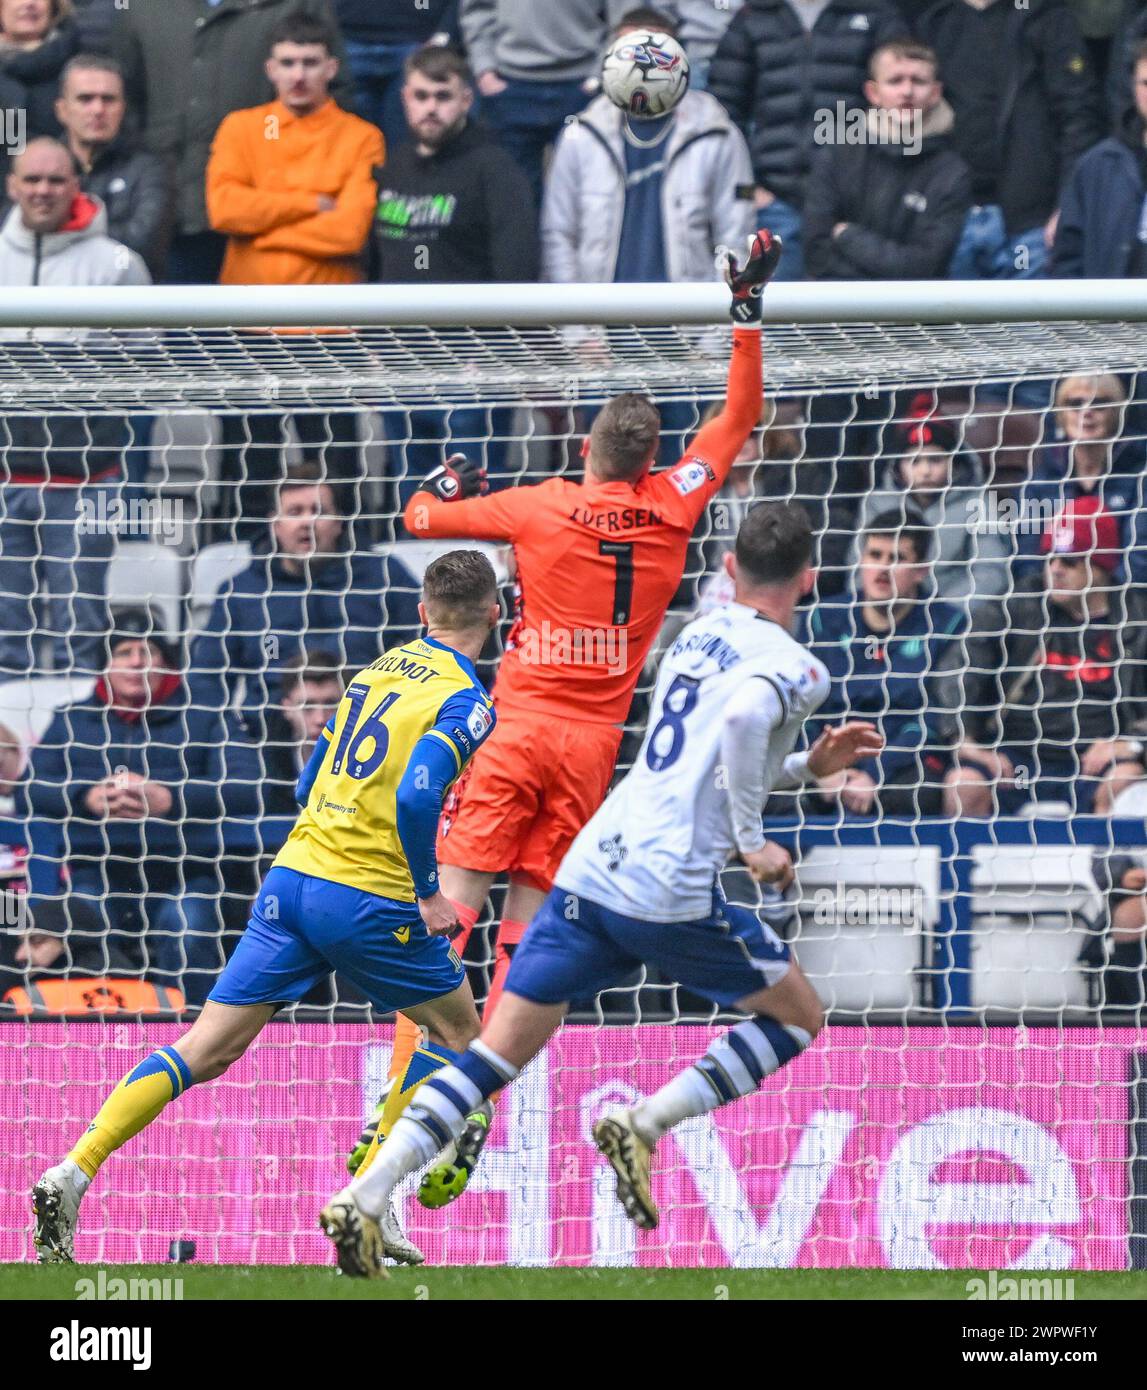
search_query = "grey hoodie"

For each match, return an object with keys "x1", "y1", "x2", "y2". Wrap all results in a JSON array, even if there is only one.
[{"x1": 461, "y1": 0, "x2": 636, "y2": 82}]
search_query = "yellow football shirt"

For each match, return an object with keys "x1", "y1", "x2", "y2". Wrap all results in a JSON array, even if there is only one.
[{"x1": 274, "y1": 636, "x2": 494, "y2": 901}]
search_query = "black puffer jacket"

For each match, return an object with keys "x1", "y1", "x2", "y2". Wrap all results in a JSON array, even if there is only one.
[
  {"x1": 915, "y1": 0, "x2": 1105, "y2": 234},
  {"x1": 708, "y1": 0, "x2": 903, "y2": 207},
  {"x1": 804, "y1": 100, "x2": 971, "y2": 277}
]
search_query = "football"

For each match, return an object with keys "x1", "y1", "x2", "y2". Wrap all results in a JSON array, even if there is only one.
[{"x1": 601, "y1": 29, "x2": 690, "y2": 119}]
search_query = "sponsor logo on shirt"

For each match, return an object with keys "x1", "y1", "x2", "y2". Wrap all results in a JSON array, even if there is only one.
[
  {"x1": 467, "y1": 703, "x2": 493, "y2": 741},
  {"x1": 668, "y1": 457, "x2": 715, "y2": 496}
]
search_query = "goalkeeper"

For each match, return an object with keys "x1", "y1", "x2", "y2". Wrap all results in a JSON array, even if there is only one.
[
  {"x1": 351, "y1": 230, "x2": 782, "y2": 1192},
  {"x1": 33, "y1": 551, "x2": 500, "y2": 1272}
]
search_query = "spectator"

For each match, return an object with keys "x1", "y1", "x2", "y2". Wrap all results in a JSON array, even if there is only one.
[
  {"x1": 542, "y1": 10, "x2": 754, "y2": 287},
  {"x1": 255, "y1": 647, "x2": 345, "y2": 826},
  {"x1": 1, "y1": 897, "x2": 188, "y2": 1015},
  {"x1": 1089, "y1": 848, "x2": 1147, "y2": 1013},
  {"x1": 0, "y1": 0, "x2": 80, "y2": 176},
  {"x1": 939, "y1": 497, "x2": 1147, "y2": 817},
  {"x1": 21, "y1": 608, "x2": 263, "y2": 1005},
  {"x1": 707, "y1": 0, "x2": 902, "y2": 280},
  {"x1": 1107, "y1": 0, "x2": 1147, "y2": 120},
  {"x1": 375, "y1": 46, "x2": 537, "y2": 284},
  {"x1": 189, "y1": 464, "x2": 420, "y2": 728},
  {"x1": 543, "y1": 9, "x2": 752, "y2": 465},
  {"x1": 459, "y1": 0, "x2": 631, "y2": 205},
  {"x1": 208, "y1": 16, "x2": 380, "y2": 288},
  {"x1": 0, "y1": 138, "x2": 149, "y2": 678},
  {"x1": 205, "y1": 16, "x2": 381, "y2": 538},
  {"x1": 916, "y1": 0, "x2": 1104, "y2": 280},
  {"x1": 800, "y1": 510, "x2": 965, "y2": 818},
  {"x1": 54, "y1": 53, "x2": 173, "y2": 279},
  {"x1": 375, "y1": 45, "x2": 538, "y2": 513},
  {"x1": 111, "y1": 0, "x2": 351, "y2": 284},
  {"x1": 1015, "y1": 372, "x2": 1143, "y2": 583},
  {"x1": 804, "y1": 39, "x2": 971, "y2": 280},
  {"x1": 674, "y1": 0, "x2": 746, "y2": 88},
  {"x1": 855, "y1": 394, "x2": 1011, "y2": 609},
  {"x1": 1054, "y1": 38, "x2": 1147, "y2": 276},
  {"x1": 334, "y1": 0, "x2": 457, "y2": 151}
]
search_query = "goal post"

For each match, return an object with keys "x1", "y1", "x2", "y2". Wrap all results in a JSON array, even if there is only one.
[{"x1": 1, "y1": 283, "x2": 1146, "y2": 1269}]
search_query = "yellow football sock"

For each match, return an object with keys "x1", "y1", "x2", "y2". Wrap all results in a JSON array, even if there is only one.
[
  {"x1": 355, "y1": 1040, "x2": 455, "y2": 1178},
  {"x1": 67, "y1": 1046, "x2": 194, "y2": 1180}
]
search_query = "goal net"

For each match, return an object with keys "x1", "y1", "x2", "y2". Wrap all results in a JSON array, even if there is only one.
[{"x1": 1, "y1": 284, "x2": 1145, "y2": 1269}]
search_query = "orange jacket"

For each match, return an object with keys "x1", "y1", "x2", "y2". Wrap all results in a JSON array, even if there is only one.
[
  {"x1": 4, "y1": 978, "x2": 186, "y2": 1016},
  {"x1": 207, "y1": 99, "x2": 384, "y2": 286}
]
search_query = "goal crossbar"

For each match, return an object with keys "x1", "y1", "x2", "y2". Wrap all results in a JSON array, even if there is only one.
[{"x1": 1, "y1": 279, "x2": 1147, "y2": 328}]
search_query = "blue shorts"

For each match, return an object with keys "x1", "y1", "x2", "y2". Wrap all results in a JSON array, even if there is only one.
[
  {"x1": 505, "y1": 887, "x2": 792, "y2": 1009},
  {"x1": 209, "y1": 866, "x2": 465, "y2": 1013}
]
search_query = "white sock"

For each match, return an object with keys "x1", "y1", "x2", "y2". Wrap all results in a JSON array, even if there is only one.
[
  {"x1": 51, "y1": 1158, "x2": 91, "y2": 1198},
  {"x1": 632, "y1": 1017, "x2": 812, "y2": 1144},
  {"x1": 350, "y1": 1062, "x2": 486, "y2": 1220}
]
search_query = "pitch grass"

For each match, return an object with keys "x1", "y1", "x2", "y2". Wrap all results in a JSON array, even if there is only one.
[{"x1": 2, "y1": 1265, "x2": 1146, "y2": 1301}]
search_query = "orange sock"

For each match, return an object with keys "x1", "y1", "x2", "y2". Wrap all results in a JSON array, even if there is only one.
[
  {"x1": 448, "y1": 898, "x2": 480, "y2": 958},
  {"x1": 483, "y1": 918, "x2": 528, "y2": 1022}
]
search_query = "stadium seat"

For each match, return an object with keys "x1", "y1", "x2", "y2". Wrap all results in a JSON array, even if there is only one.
[
  {"x1": 969, "y1": 845, "x2": 1102, "y2": 1011},
  {"x1": 106, "y1": 543, "x2": 185, "y2": 640},
  {"x1": 189, "y1": 541, "x2": 252, "y2": 631},
  {"x1": 0, "y1": 675, "x2": 96, "y2": 748},
  {"x1": 794, "y1": 846, "x2": 942, "y2": 1014}
]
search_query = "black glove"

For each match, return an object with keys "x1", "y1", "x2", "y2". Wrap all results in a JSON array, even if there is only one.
[
  {"x1": 422, "y1": 452, "x2": 488, "y2": 502},
  {"x1": 725, "y1": 229, "x2": 782, "y2": 324}
]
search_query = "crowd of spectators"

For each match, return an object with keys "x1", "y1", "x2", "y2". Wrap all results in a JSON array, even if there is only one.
[{"x1": 1, "y1": 0, "x2": 1147, "y2": 1013}]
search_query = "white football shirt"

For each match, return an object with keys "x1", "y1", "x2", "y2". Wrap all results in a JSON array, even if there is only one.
[{"x1": 556, "y1": 601, "x2": 830, "y2": 921}]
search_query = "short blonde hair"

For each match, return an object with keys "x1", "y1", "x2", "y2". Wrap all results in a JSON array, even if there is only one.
[{"x1": 1054, "y1": 372, "x2": 1127, "y2": 412}]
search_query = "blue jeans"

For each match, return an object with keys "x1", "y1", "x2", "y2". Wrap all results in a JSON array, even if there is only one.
[
  {"x1": 381, "y1": 404, "x2": 516, "y2": 530},
  {"x1": 481, "y1": 76, "x2": 591, "y2": 210},
  {"x1": 0, "y1": 482, "x2": 117, "y2": 675},
  {"x1": 756, "y1": 198, "x2": 804, "y2": 281},
  {"x1": 948, "y1": 205, "x2": 1048, "y2": 280},
  {"x1": 344, "y1": 38, "x2": 418, "y2": 153}
]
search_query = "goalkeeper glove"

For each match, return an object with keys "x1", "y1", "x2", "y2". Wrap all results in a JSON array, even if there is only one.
[
  {"x1": 725, "y1": 229, "x2": 782, "y2": 325},
  {"x1": 421, "y1": 452, "x2": 488, "y2": 502}
]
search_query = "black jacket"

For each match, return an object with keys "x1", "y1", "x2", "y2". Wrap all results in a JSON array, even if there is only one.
[
  {"x1": 934, "y1": 578, "x2": 1147, "y2": 754},
  {"x1": 915, "y1": 0, "x2": 1105, "y2": 234},
  {"x1": 80, "y1": 137, "x2": 175, "y2": 281},
  {"x1": 0, "y1": 20, "x2": 80, "y2": 174},
  {"x1": 373, "y1": 120, "x2": 539, "y2": 283},
  {"x1": 72, "y1": 0, "x2": 117, "y2": 53},
  {"x1": 708, "y1": 0, "x2": 902, "y2": 208},
  {"x1": 334, "y1": 0, "x2": 458, "y2": 43},
  {"x1": 1053, "y1": 109, "x2": 1146, "y2": 277},
  {"x1": 804, "y1": 101, "x2": 972, "y2": 278}
]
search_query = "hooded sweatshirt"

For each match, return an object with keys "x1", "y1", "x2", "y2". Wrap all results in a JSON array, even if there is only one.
[{"x1": 0, "y1": 193, "x2": 150, "y2": 297}]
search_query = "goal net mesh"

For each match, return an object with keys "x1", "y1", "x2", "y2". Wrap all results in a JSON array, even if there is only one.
[{"x1": 1, "y1": 317, "x2": 1145, "y2": 1269}]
